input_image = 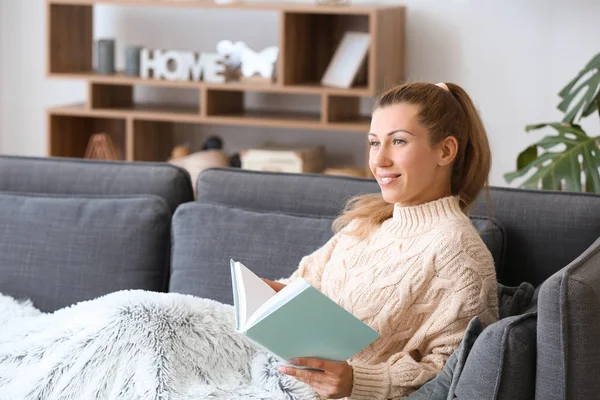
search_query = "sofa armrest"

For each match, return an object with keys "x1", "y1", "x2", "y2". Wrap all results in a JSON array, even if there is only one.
[{"x1": 536, "y1": 238, "x2": 600, "y2": 400}]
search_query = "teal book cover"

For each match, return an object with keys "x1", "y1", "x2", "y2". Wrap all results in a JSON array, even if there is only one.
[{"x1": 231, "y1": 259, "x2": 380, "y2": 364}]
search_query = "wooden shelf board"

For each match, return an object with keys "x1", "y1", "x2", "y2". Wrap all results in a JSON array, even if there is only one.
[
  {"x1": 207, "y1": 109, "x2": 320, "y2": 129},
  {"x1": 48, "y1": 103, "x2": 201, "y2": 122},
  {"x1": 48, "y1": 72, "x2": 373, "y2": 96},
  {"x1": 283, "y1": 82, "x2": 371, "y2": 96},
  {"x1": 326, "y1": 118, "x2": 371, "y2": 133},
  {"x1": 207, "y1": 110, "x2": 369, "y2": 132},
  {"x1": 47, "y1": 0, "x2": 399, "y2": 14},
  {"x1": 47, "y1": 104, "x2": 369, "y2": 132}
]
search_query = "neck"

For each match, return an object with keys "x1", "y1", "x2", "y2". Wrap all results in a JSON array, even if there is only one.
[{"x1": 396, "y1": 184, "x2": 453, "y2": 208}]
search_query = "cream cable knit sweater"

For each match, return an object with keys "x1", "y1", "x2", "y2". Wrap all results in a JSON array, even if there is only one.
[{"x1": 281, "y1": 195, "x2": 499, "y2": 399}]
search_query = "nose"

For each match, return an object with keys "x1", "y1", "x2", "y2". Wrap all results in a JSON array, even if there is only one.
[{"x1": 371, "y1": 143, "x2": 393, "y2": 168}]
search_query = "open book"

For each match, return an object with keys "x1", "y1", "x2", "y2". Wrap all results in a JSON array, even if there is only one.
[{"x1": 230, "y1": 259, "x2": 380, "y2": 366}]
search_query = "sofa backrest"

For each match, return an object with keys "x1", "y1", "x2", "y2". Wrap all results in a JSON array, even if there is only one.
[
  {"x1": 0, "y1": 156, "x2": 194, "y2": 213},
  {"x1": 172, "y1": 168, "x2": 505, "y2": 303},
  {"x1": 196, "y1": 167, "x2": 380, "y2": 217},
  {"x1": 195, "y1": 168, "x2": 600, "y2": 288},
  {"x1": 470, "y1": 187, "x2": 600, "y2": 287}
]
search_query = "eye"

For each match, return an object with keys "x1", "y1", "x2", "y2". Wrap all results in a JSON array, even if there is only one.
[
  {"x1": 368, "y1": 140, "x2": 380, "y2": 147},
  {"x1": 392, "y1": 138, "x2": 406, "y2": 145}
]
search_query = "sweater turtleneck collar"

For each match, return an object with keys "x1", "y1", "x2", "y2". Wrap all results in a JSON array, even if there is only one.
[{"x1": 387, "y1": 195, "x2": 467, "y2": 238}]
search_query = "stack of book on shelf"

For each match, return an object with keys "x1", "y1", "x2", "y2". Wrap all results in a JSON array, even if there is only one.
[{"x1": 240, "y1": 145, "x2": 326, "y2": 174}]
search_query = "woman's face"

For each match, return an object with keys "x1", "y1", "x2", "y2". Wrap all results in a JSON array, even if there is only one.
[{"x1": 368, "y1": 103, "x2": 456, "y2": 206}]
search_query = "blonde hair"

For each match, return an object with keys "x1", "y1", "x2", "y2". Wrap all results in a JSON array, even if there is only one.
[{"x1": 333, "y1": 82, "x2": 492, "y2": 239}]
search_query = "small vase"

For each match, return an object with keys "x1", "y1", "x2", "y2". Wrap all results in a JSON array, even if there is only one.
[{"x1": 96, "y1": 39, "x2": 115, "y2": 75}]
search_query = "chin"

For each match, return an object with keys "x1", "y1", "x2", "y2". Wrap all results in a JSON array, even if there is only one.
[{"x1": 380, "y1": 190, "x2": 402, "y2": 204}]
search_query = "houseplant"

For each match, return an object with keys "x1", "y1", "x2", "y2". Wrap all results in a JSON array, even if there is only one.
[{"x1": 504, "y1": 52, "x2": 600, "y2": 192}]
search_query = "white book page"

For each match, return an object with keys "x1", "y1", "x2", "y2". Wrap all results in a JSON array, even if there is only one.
[
  {"x1": 245, "y1": 278, "x2": 310, "y2": 329},
  {"x1": 235, "y1": 261, "x2": 277, "y2": 331}
]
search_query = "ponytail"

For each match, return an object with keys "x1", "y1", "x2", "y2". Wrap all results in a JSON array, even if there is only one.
[{"x1": 445, "y1": 83, "x2": 492, "y2": 214}]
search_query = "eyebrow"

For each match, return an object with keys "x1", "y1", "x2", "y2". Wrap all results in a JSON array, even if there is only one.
[{"x1": 368, "y1": 129, "x2": 415, "y2": 137}]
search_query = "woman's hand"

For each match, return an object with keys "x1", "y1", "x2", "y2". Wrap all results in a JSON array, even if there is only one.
[
  {"x1": 262, "y1": 278, "x2": 286, "y2": 293},
  {"x1": 278, "y1": 358, "x2": 353, "y2": 399}
]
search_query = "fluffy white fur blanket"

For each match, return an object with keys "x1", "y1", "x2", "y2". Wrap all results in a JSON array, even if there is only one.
[{"x1": 0, "y1": 290, "x2": 318, "y2": 400}]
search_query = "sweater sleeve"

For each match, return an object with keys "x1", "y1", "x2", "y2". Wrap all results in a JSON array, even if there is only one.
[
  {"x1": 276, "y1": 230, "x2": 343, "y2": 291},
  {"x1": 348, "y1": 328, "x2": 464, "y2": 400},
  {"x1": 348, "y1": 235, "x2": 499, "y2": 400}
]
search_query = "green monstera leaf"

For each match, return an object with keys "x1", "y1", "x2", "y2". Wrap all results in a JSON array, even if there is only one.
[
  {"x1": 504, "y1": 123, "x2": 600, "y2": 193},
  {"x1": 557, "y1": 52, "x2": 600, "y2": 123}
]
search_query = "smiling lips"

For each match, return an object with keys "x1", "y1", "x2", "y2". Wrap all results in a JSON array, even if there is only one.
[{"x1": 377, "y1": 174, "x2": 401, "y2": 186}]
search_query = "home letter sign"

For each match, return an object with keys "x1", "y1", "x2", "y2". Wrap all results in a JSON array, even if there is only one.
[{"x1": 140, "y1": 48, "x2": 226, "y2": 82}]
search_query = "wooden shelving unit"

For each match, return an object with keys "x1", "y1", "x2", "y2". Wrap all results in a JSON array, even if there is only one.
[{"x1": 46, "y1": 0, "x2": 406, "y2": 165}]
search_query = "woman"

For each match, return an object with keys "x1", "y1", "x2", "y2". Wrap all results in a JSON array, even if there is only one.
[{"x1": 264, "y1": 82, "x2": 500, "y2": 399}]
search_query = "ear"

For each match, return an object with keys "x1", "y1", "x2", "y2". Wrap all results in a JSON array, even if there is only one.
[{"x1": 438, "y1": 136, "x2": 458, "y2": 167}]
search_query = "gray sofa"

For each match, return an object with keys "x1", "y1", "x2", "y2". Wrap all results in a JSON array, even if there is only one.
[{"x1": 0, "y1": 155, "x2": 598, "y2": 400}]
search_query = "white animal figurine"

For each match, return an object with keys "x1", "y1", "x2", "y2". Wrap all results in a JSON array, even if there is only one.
[
  {"x1": 217, "y1": 40, "x2": 278, "y2": 80},
  {"x1": 216, "y1": 40, "x2": 245, "y2": 69}
]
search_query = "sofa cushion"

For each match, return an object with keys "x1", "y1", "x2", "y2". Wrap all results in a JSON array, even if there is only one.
[
  {"x1": 470, "y1": 216, "x2": 506, "y2": 277},
  {"x1": 0, "y1": 155, "x2": 194, "y2": 213},
  {"x1": 169, "y1": 202, "x2": 335, "y2": 304},
  {"x1": 170, "y1": 202, "x2": 506, "y2": 305},
  {"x1": 454, "y1": 312, "x2": 537, "y2": 400},
  {"x1": 0, "y1": 192, "x2": 171, "y2": 312},
  {"x1": 497, "y1": 281, "x2": 535, "y2": 319},
  {"x1": 536, "y1": 238, "x2": 600, "y2": 400}
]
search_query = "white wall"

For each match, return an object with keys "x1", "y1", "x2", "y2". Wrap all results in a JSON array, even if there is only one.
[{"x1": 1, "y1": 0, "x2": 599, "y2": 187}]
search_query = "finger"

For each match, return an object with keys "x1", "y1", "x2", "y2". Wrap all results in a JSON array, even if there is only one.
[
  {"x1": 262, "y1": 278, "x2": 285, "y2": 292},
  {"x1": 293, "y1": 377, "x2": 336, "y2": 400},
  {"x1": 290, "y1": 358, "x2": 331, "y2": 373},
  {"x1": 279, "y1": 367, "x2": 338, "y2": 386},
  {"x1": 262, "y1": 279, "x2": 277, "y2": 291},
  {"x1": 261, "y1": 278, "x2": 274, "y2": 287},
  {"x1": 279, "y1": 367, "x2": 334, "y2": 392}
]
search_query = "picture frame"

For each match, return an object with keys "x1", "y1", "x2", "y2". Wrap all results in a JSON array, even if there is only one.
[{"x1": 321, "y1": 31, "x2": 370, "y2": 89}]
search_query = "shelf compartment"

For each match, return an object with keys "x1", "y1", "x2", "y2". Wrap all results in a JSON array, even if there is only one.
[
  {"x1": 47, "y1": 3, "x2": 92, "y2": 74},
  {"x1": 326, "y1": 95, "x2": 360, "y2": 123},
  {"x1": 48, "y1": 114, "x2": 126, "y2": 159},
  {"x1": 132, "y1": 120, "x2": 178, "y2": 162},
  {"x1": 89, "y1": 83, "x2": 133, "y2": 109},
  {"x1": 324, "y1": 94, "x2": 371, "y2": 132},
  {"x1": 204, "y1": 89, "x2": 322, "y2": 129},
  {"x1": 89, "y1": 82, "x2": 201, "y2": 115},
  {"x1": 281, "y1": 12, "x2": 370, "y2": 89}
]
